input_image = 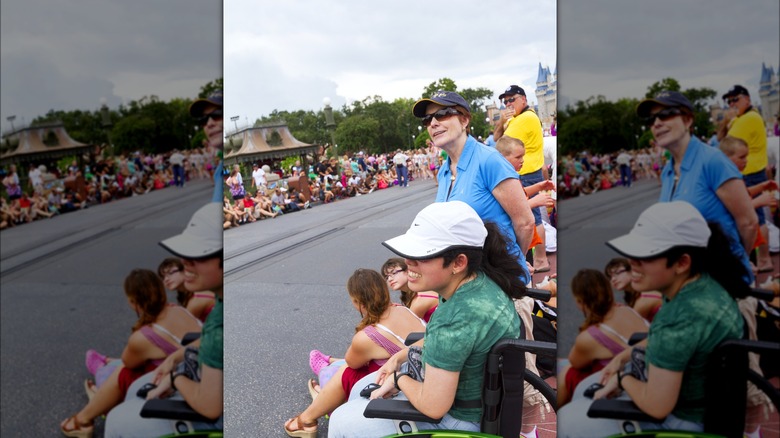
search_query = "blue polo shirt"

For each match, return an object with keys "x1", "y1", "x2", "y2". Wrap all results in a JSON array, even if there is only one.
[
  {"x1": 659, "y1": 136, "x2": 753, "y2": 284},
  {"x1": 436, "y1": 136, "x2": 530, "y2": 285}
]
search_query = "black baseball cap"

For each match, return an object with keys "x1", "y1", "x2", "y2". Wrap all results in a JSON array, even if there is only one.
[
  {"x1": 722, "y1": 85, "x2": 749, "y2": 100},
  {"x1": 636, "y1": 91, "x2": 694, "y2": 117},
  {"x1": 412, "y1": 90, "x2": 471, "y2": 117},
  {"x1": 189, "y1": 90, "x2": 223, "y2": 118},
  {"x1": 498, "y1": 85, "x2": 526, "y2": 100}
]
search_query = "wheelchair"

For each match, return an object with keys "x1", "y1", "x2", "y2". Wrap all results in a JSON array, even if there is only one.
[
  {"x1": 585, "y1": 287, "x2": 780, "y2": 437},
  {"x1": 137, "y1": 332, "x2": 223, "y2": 437},
  {"x1": 363, "y1": 319, "x2": 558, "y2": 437}
]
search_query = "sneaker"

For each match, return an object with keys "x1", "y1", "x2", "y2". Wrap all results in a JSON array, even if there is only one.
[
  {"x1": 85, "y1": 349, "x2": 107, "y2": 375},
  {"x1": 309, "y1": 350, "x2": 332, "y2": 375},
  {"x1": 304, "y1": 201, "x2": 310, "y2": 209}
]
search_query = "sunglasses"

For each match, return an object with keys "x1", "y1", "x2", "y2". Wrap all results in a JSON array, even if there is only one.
[
  {"x1": 642, "y1": 107, "x2": 683, "y2": 126},
  {"x1": 197, "y1": 109, "x2": 223, "y2": 125},
  {"x1": 502, "y1": 96, "x2": 519, "y2": 105},
  {"x1": 608, "y1": 268, "x2": 628, "y2": 278},
  {"x1": 421, "y1": 108, "x2": 462, "y2": 127},
  {"x1": 162, "y1": 268, "x2": 181, "y2": 277},
  {"x1": 385, "y1": 269, "x2": 404, "y2": 280},
  {"x1": 726, "y1": 96, "x2": 741, "y2": 104}
]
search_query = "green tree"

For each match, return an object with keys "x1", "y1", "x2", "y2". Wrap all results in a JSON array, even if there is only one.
[
  {"x1": 334, "y1": 115, "x2": 380, "y2": 153},
  {"x1": 422, "y1": 78, "x2": 458, "y2": 98},
  {"x1": 645, "y1": 78, "x2": 682, "y2": 97}
]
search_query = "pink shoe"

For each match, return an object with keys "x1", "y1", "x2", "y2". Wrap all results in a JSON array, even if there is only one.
[
  {"x1": 309, "y1": 350, "x2": 331, "y2": 376},
  {"x1": 85, "y1": 349, "x2": 107, "y2": 375}
]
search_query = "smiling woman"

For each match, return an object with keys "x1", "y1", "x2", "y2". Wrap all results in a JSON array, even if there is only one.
[
  {"x1": 412, "y1": 90, "x2": 536, "y2": 286},
  {"x1": 636, "y1": 91, "x2": 757, "y2": 285}
]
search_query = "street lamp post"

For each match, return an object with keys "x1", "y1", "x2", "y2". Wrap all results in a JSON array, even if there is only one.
[
  {"x1": 230, "y1": 115, "x2": 239, "y2": 133},
  {"x1": 323, "y1": 97, "x2": 337, "y2": 159},
  {"x1": 6, "y1": 115, "x2": 16, "y2": 132},
  {"x1": 100, "y1": 99, "x2": 113, "y2": 157}
]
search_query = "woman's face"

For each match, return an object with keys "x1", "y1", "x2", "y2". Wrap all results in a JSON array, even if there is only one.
[
  {"x1": 181, "y1": 256, "x2": 222, "y2": 294},
  {"x1": 648, "y1": 104, "x2": 691, "y2": 149},
  {"x1": 200, "y1": 103, "x2": 223, "y2": 149},
  {"x1": 384, "y1": 266, "x2": 408, "y2": 291},
  {"x1": 161, "y1": 265, "x2": 185, "y2": 291},
  {"x1": 425, "y1": 104, "x2": 468, "y2": 149},
  {"x1": 607, "y1": 265, "x2": 632, "y2": 291},
  {"x1": 628, "y1": 257, "x2": 675, "y2": 294},
  {"x1": 403, "y1": 257, "x2": 451, "y2": 293}
]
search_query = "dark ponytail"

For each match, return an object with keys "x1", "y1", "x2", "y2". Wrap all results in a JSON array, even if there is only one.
[
  {"x1": 441, "y1": 222, "x2": 527, "y2": 300},
  {"x1": 662, "y1": 223, "x2": 750, "y2": 300}
]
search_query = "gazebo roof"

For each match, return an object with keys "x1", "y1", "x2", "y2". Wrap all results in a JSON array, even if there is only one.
[
  {"x1": 224, "y1": 122, "x2": 319, "y2": 164},
  {"x1": 1, "y1": 122, "x2": 93, "y2": 164}
]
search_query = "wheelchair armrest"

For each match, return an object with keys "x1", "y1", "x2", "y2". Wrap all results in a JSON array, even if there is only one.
[
  {"x1": 363, "y1": 398, "x2": 441, "y2": 424},
  {"x1": 586, "y1": 399, "x2": 663, "y2": 423},
  {"x1": 181, "y1": 332, "x2": 201, "y2": 346},
  {"x1": 525, "y1": 287, "x2": 552, "y2": 302},
  {"x1": 628, "y1": 332, "x2": 647, "y2": 345},
  {"x1": 750, "y1": 288, "x2": 775, "y2": 302},
  {"x1": 404, "y1": 332, "x2": 424, "y2": 346},
  {"x1": 140, "y1": 399, "x2": 218, "y2": 423}
]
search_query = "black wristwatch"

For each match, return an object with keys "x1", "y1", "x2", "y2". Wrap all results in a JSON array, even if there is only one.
[
  {"x1": 617, "y1": 369, "x2": 625, "y2": 390},
  {"x1": 394, "y1": 370, "x2": 411, "y2": 391},
  {"x1": 171, "y1": 361, "x2": 186, "y2": 391}
]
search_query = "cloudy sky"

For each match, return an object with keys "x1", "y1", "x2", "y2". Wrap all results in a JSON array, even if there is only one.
[
  {"x1": 224, "y1": 0, "x2": 557, "y2": 129},
  {"x1": 558, "y1": 0, "x2": 779, "y2": 108},
  {"x1": 0, "y1": 0, "x2": 222, "y2": 133}
]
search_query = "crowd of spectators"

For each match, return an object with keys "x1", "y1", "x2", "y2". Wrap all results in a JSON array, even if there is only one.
[
  {"x1": 557, "y1": 147, "x2": 664, "y2": 199},
  {"x1": 222, "y1": 144, "x2": 444, "y2": 230},
  {"x1": 1, "y1": 145, "x2": 218, "y2": 230}
]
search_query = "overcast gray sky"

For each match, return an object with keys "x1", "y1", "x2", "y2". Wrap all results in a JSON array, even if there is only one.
[
  {"x1": 558, "y1": 0, "x2": 779, "y2": 109},
  {"x1": 0, "y1": 0, "x2": 222, "y2": 133},
  {"x1": 224, "y1": 0, "x2": 557, "y2": 129}
]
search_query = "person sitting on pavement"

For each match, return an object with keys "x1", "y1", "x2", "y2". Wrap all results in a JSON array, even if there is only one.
[
  {"x1": 558, "y1": 268, "x2": 649, "y2": 407},
  {"x1": 604, "y1": 257, "x2": 662, "y2": 323},
  {"x1": 283, "y1": 268, "x2": 427, "y2": 437},
  {"x1": 381, "y1": 257, "x2": 439, "y2": 323},
  {"x1": 61, "y1": 269, "x2": 202, "y2": 438},
  {"x1": 158, "y1": 257, "x2": 216, "y2": 323}
]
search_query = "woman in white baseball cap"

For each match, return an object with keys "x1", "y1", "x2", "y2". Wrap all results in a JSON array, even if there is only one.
[
  {"x1": 558, "y1": 201, "x2": 749, "y2": 436},
  {"x1": 328, "y1": 201, "x2": 529, "y2": 436}
]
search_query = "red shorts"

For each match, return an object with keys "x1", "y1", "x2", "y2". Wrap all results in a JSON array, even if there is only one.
[
  {"x1": 341, "y1": 361, "x2": 381, "y2": 396},
  {"x1": 118, "y1": 362, "x2": 158, "y2": 399}
]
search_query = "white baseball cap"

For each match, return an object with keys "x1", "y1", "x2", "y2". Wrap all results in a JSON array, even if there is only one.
[
  {"x1": 159, "y1": 203, "x2": 223, "y2": 259},
  {"x1": 383, "y1": 201, "x2": 487, "y2": 259},
  {"x1": 606, "y1": 201, "x2": 710, "y2": 259}
]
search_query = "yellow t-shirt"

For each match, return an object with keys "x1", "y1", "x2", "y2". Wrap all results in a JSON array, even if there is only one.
[
  {"x1": 505, "y1": 108, "x2": 544, "y2": 175},
  {"x1": 728, "y1": 108, "x2": 767, "y2": 175}
]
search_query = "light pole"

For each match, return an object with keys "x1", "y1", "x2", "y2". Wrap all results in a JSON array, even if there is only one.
[
  {"x1": 230, "y1": 115, "x2": 239, "y2": 133},
  {"x1": 100, "y1": 98, "x2": 113, "y2": 157},
  {"x1": 323, "y1": 97, "x2": 337, "y2": 159},
  {"x1": 6, "y1": 115, "x2": 16, "y2": 132}
]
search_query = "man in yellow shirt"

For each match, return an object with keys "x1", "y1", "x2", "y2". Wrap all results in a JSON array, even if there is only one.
[
  {"x1": 717, "y1": 84, "x2": 771, "y2": 272},
  {"x1": 495, "y1": 85, "x2": 550, "y2": 273}
]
